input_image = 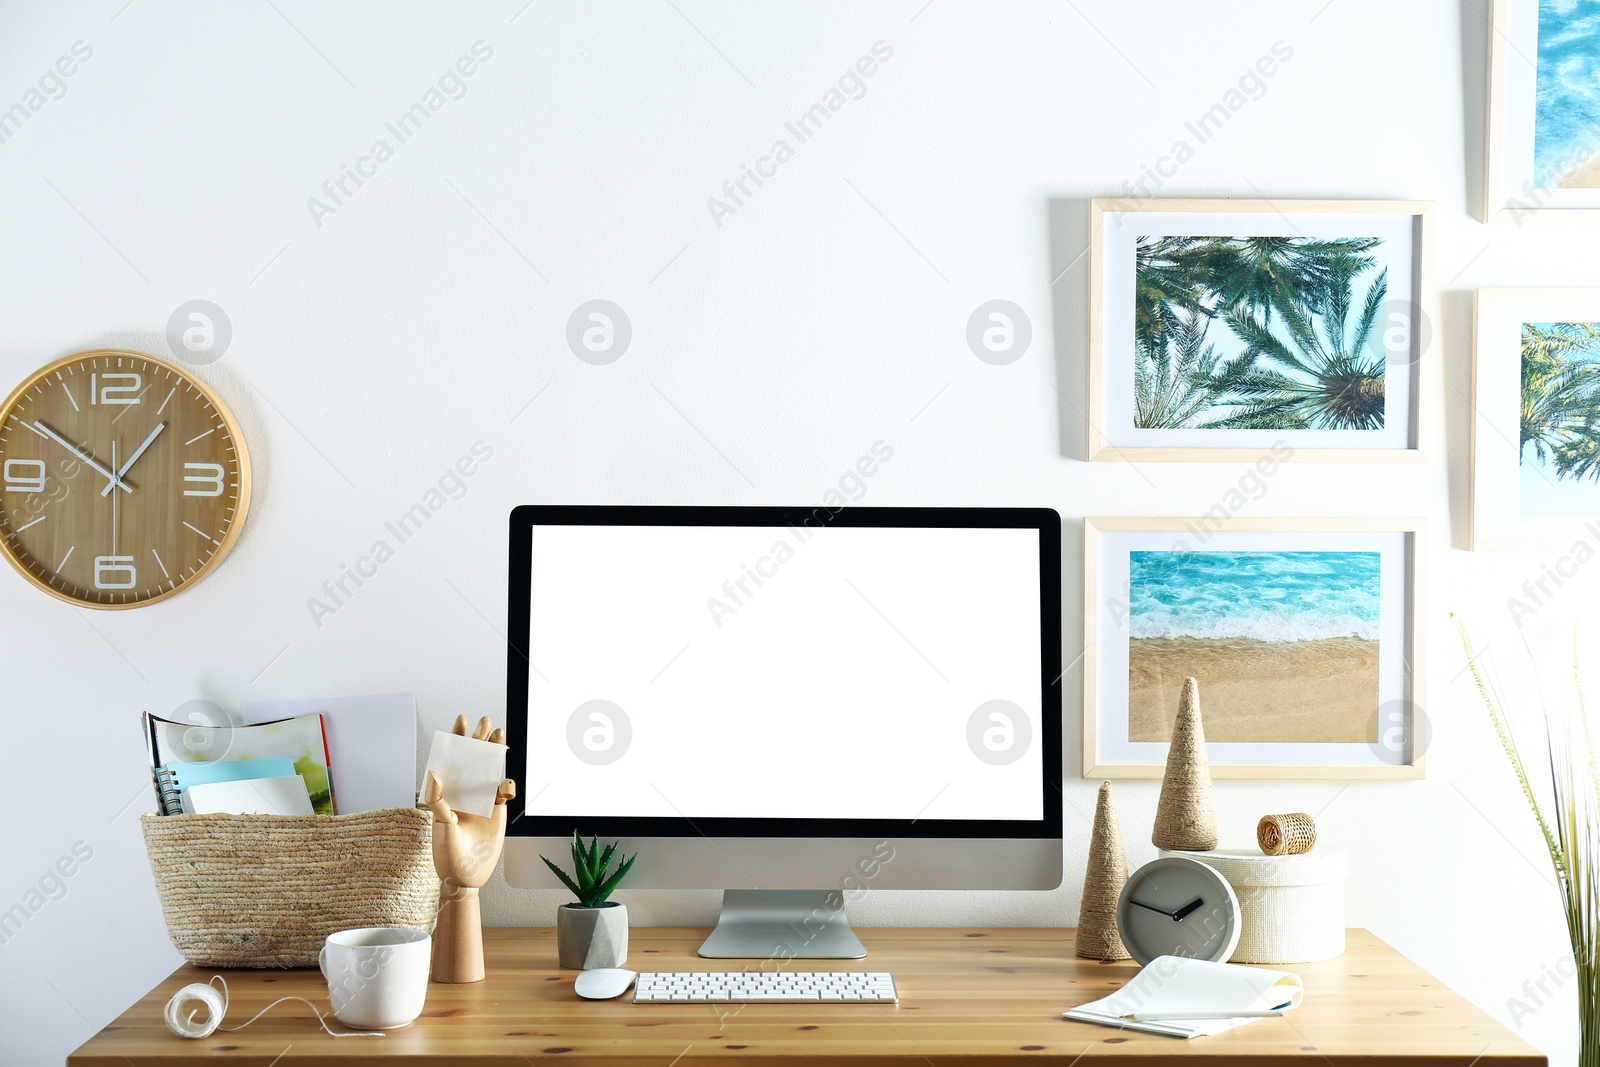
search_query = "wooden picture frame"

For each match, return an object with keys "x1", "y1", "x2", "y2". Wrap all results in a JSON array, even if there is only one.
[
  {"x1": 1087, "y1": 198, "x2": 1432, "y2": 463},
  {"x1": 1483, "y1": 0, "x2": 1600, "y2": 223},
  {"x1": 1082, "y1": 515, "x2": 1426, "y2": 780},
  {"x1": 1471, "y1": 288, "x2": 1600, "y2": 550}
]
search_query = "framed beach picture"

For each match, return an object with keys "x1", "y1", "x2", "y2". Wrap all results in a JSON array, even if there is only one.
[
  {"x1": 1087, "y1": 199, "x2": 1432, "y2": 463},
  {"x1": 1471, "y1": 288, "x2": 1600, "y2": 550},
  {"x1": 1083, "y1": 516, "x2": 1425, "y2": 780},
  {"x1": 1484, "y1": 0, "x2": 1600, "y2": 222}
]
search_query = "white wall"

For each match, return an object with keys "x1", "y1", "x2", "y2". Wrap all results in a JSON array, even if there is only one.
[{"x1": 0, "y1": 1, "x2": 1586, "y2": 1063}]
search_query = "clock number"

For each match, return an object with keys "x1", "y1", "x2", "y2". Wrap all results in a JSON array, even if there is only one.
[
  {"x1": 93, "y1": 555, "x2": 137, "y2": 589},
  {"x1": 3, "y1": 459, "x2": 46, "y2": 494},
  {"x1": 91, "y1": 372, "x2": 142, "y2": 405},
  {"x1": 183, "y1": 462, "x2": 226, "y2": 497}
]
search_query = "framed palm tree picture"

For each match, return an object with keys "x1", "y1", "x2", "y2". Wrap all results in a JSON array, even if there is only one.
[
  {"x1": 1483, "y1": 0, "x2": 1600, "y2": 223},
  {"x1": 1083, "y1": 515, "x2": 1426, "y2": 780},
  {"x1": 1470, "y1": 288, "x2": 1600, "y2": 550},
  {"x1": 1087, "y1": 199, "x2": 1432, "y2": 463}
]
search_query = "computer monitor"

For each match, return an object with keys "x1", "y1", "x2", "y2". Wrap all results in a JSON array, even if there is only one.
[{"x1": 503, "y1": 505, "x2": 1062, "y2": 959}]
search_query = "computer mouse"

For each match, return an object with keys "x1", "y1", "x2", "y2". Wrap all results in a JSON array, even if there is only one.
[{"x1": 574, "y1": 967, "x2": 638, "y2": 1000}]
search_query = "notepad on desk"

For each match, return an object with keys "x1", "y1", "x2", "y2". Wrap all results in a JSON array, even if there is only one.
[{"x1": 1062, "y1": 956, "x2": 1303, "y2": 1038}]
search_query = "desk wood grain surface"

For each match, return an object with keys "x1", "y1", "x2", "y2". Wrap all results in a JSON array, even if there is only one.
[{"x1": 69, "y1": 927, "x2": 1544, "y2": 1066}]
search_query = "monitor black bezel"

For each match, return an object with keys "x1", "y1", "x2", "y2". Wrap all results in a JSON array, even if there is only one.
[{"x1": 504, "y1": 505, "x2": 1062, "y2": 840}]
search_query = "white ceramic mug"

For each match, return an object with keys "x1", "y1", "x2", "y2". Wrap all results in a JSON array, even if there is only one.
[{"x1": 318, "y1": 926, "x2": 431, "y2": 1030}]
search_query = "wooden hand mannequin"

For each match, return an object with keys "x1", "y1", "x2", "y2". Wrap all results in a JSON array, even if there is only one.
[{"x1": 423, "y1": 714, "x2": 516, "y2": 983}]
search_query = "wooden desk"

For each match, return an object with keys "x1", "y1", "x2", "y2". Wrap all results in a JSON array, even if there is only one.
[{"x1": 70, "y1": 927, "x2": 1543, "y2": 1066}]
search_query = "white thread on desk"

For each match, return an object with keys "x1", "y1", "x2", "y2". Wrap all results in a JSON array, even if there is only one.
[{"x1": 163, "y1": 976, "x2": 385, "y2": 1040}]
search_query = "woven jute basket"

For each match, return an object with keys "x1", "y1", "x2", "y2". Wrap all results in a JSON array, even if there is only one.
[{"x1": 141, "y1": 806, "x2": 437, "y2": 968}]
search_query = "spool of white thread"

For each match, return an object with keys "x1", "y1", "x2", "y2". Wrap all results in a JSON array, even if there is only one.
[
  {"x1": 164, "y1": 979, "x2": 228, "y2": 1038},
  {"x1": 162, "y1": 975, "x2": 384, "y2": 1040}
]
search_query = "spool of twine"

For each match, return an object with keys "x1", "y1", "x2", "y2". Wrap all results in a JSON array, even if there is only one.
[{"x1": 1257, "y1": 812, "x2": 1317, "y2": 855}]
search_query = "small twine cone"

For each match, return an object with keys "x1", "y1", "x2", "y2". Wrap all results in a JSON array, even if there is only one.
[
  {"x1": 1076, "y1": 782, "x2": 1131, "y2": 960},
  {"x1": 1258, "y1": 812, "x2": 1317, "y2": 855},
  {"x1": 1151, "y1": 676, "x2": 1218, "y2": 851}
]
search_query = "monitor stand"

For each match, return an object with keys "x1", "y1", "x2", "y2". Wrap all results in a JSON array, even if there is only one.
[{"x1": 697, "y1": 890, "x2": 867, "y2": 959}]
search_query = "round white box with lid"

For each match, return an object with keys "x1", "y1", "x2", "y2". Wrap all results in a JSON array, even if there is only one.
[{"x1": 1158, "y1": 847, "x2": 1347, "y2": 964}]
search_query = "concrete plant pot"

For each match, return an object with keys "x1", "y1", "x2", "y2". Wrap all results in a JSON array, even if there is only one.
[{"x1": 557, "y1": 902, "x2": 628, "y2": 969}]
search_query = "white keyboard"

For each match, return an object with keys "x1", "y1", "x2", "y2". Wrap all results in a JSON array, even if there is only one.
[{"x1": 633, "y1": 971, "x2": 898, "y2": 1003}]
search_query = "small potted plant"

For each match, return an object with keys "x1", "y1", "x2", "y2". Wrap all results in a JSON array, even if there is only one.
[{"x1": 542, "y1": 832, "x2": 637, "y2": 970}]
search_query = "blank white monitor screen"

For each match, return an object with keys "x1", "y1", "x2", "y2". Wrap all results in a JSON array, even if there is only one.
[{"x1": 518, "y1": 522, "x2": 1044, "y2": 824}]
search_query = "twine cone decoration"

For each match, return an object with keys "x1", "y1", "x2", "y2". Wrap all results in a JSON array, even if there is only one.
[
  {"x1": 1077, "y1": 781, "x2": 1131, "y2": 960},
  {"x1": 1151, "y1": 676, "x2": 1218, "y2": 851}
]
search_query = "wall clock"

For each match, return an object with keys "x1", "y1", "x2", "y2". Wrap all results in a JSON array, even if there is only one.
[
  {"x1": 1115, "y1": 855, "x2": 1242, "y2": 966},
  {"x1": 0, "y1": 349, "x2": 250, "y2": 608}
]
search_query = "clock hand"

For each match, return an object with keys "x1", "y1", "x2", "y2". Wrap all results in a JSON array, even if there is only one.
[
  {"x1": 101, "y1": 421, "x2": 165, "y2": 496},
  {"x1": 1172, "y1": 897, "x2": 1205, "y2": 922},
  {"x1": 1128, "y1": 899, "x2": 1180, "y2": 920},
  {"x1": 31, "y1": 421, "x2": 131, "y2": 494}
]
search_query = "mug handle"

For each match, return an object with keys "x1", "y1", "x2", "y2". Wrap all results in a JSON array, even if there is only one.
[{"x1": 318, "y1": 943, "x2": 329, "y2": 980}]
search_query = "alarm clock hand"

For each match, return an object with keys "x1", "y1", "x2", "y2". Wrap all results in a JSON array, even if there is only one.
[
  {"x1": 30, "y1": 421, "x2": 131, "y2": 493},
  {"x1": 1129, "y1": 897, "x2": 1207, "y2": 921},
  {"x1": 101, "y1": 421, "x2": 165, "y2": 496},
  {"x1": 1128, "y1": 899, "x2": 1180, "y2": 920}
]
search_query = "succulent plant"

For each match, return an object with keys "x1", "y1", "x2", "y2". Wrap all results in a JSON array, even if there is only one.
[{"x1": 541, "y1": 832, "x2": 637, "y2": 908}]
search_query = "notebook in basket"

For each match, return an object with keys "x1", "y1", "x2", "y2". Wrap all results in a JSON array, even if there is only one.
[
  {"x1": 152, "y1": 757, "x2": 299, "y2": 815},
  {"x1": 143, "y1": 711, "x2": 337, "y2": 815}
]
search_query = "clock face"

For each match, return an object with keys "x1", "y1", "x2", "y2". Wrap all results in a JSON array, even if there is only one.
[
  {"x1": 1116, "y1": 856, "x2": 1241, "y2": 966},
  {"x1": 0, "y1": 350, "x2": 250, "y2": 608}
]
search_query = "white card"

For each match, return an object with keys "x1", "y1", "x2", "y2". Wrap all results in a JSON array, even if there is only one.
[
  {"x1": 243, "y1": 692, "x2": 419, "y2": 815},
  {"x1": 182, "y1": 775, "x2": 316, "y2": 816},
  {"x1": 423, "y1": 730, "x2": 507, "y2": 818}
]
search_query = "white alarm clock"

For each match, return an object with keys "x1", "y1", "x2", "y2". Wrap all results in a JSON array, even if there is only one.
[{"x1": 1116, "y1": 855, "x2": 1242, "y2": 966}]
